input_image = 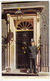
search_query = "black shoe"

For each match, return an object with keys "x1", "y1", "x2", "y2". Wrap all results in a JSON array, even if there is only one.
[{"x1": 34, "y1": 72, "x2": 37, "y2": 74}]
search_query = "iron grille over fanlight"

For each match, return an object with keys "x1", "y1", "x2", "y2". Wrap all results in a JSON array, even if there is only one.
[{"x1": 17, "y1": 21, "x2": 33, "y2": 30}]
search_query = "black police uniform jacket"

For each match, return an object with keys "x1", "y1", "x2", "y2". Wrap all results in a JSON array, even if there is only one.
[{"x1": 27, "y1": 45, "x2": 38, "y2": 59}]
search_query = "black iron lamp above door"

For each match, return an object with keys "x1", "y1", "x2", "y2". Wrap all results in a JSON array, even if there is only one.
[{"x1": 15, "y1": 8, "x2": 23, "y2": 21}]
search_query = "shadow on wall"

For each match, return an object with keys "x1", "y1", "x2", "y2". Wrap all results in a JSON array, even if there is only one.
[
  {"x1": 2, "y1": 29, "x2": 14, "y2": 52},
  {"x1": 6, "y1": 29, "x2": 14, "y2": 44}
]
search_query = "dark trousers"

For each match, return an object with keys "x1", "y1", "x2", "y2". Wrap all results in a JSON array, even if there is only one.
[{"x1": 30, "y1": 58, "x2": 36, "y2": 73}]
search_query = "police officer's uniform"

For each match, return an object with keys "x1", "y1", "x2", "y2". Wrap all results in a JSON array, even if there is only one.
[{"x1": 28, "y1": 39, "x2": 38, "y2": 73}]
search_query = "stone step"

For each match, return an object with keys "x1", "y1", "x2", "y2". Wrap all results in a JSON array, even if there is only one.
[{"x1": 2, "y1": 73, "x2": 38, "y2": 76}]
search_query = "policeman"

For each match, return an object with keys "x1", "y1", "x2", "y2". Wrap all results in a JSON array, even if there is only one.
[{"x1": 28, "y1": 39, "x2": 38, "y2": 73}]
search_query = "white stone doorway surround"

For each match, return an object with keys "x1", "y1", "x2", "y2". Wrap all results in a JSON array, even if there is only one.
[{"x1": 7, "y1": 13, "x2": 40, "y2": 71}]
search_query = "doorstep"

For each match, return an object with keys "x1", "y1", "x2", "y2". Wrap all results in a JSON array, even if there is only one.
[{"x1": 2, "y1": 69, "x2": 38, "y2": 76}]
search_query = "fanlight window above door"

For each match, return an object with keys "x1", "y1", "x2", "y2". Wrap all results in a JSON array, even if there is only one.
[{"x1": 17, "y1": 21, "x2": 33, "y2": 30}]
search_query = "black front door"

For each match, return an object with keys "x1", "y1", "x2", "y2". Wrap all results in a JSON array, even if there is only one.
[{"x1": 16, "y1": 31, "x2": 33, "y2": 68}]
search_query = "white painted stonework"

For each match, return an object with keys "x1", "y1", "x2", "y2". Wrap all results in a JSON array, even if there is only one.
[{"x1": 7, "y1": 14, "x2": 40, "y2": 70}]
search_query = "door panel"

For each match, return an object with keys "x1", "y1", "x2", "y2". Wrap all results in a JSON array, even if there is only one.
[{"x1": 16, "y1": 31, "x2": 33, "y2": 68}]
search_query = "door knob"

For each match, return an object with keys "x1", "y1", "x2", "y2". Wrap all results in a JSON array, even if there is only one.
[
  {"x1": 22, "y1": 47, "x2": 24, "y2": 49},
  {"x1": 24, "y1": 51, "x2": 26, "y2": 53}
]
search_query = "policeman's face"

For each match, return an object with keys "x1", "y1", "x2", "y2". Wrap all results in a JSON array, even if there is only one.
[{"x1": 31, "y1": 42, "x2": 35, "y2": 46}]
